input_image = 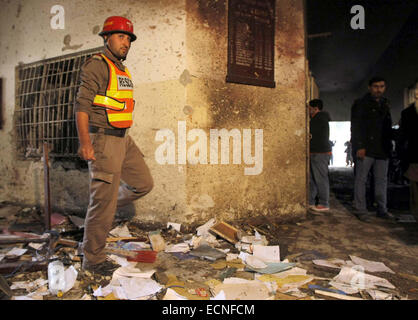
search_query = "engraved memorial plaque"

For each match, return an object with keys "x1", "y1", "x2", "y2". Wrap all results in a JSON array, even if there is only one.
[{"x1": 227, "y1": 0, "x2": 275, "y2": 88}]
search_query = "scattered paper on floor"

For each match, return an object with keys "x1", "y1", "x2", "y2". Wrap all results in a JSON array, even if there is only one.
[
  {"x1": 253, "y1": 245, "x2": 280, "y2": 263},
  {"x1": 113, "y1": 266, "x2": 155, "y2": 279},
  {"x1": 211, "y1": 279, "x2": 272, "y2": 300},
  {"x1": 349, "y1": 255, "x2": 395, "y2": 273},
  {"x1": 109, "y1": 225, "x2": 132, "y2": 238},
  {"x1": 312, "y1": 258, "x2": 354, "y2": 269},
  {"x1": 108, "y1": 254, "x2": 135, "y2": 267},
  {"x1": 332, "y1": 266, "x2": 395, "y2": 290},
  {"x1": 165, "y1": 243, "x2": 190, "y2": 253},
  {"x1": 6, "y1": 248, "x2": 27, "y2": 256},
  {"x1": 28, "y1": 243, "x2": 44, "y2": 250},
  {"x1": 196, "y1": 218, "x2": 216, "y2": 237},
  {"x1": 367, "y1": 289, "x2": 393, "y2": 300},
  {"x1": 63, "y1": 266, "x2": 78, "y2": 293},
  {"x1": 163, "y1": 288, "x2": 188, "y2": 300}
]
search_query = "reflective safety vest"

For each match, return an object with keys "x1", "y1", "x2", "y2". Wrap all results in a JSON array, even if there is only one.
[{"x1": 93, "y1": 54, "x2": 134, "y2": 129}]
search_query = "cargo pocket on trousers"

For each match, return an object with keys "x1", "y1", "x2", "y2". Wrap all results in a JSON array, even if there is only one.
[{"x1": 89, "y1": 170, "x2": 114, "y2": 200}]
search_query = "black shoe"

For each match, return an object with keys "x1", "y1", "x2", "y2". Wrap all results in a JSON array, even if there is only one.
[
  {"x1": 82, "y1": 259, "x2": 119, "y2": 276},
  {"x1": 376, "y1": 212, "x2": 396, "y2": 220},
  {"x1": 355, "y1": 212, "x2": 371, "y2": 222}
]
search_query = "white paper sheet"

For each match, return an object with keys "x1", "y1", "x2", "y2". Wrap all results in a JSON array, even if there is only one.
[
  {"x1": 328, "y1": 281, "x2": 360, "y2": 294},
  {"x1": 113, "y1": 266, "x2": 155, "y2": 279},
  {"x1": 210, "y1": 290, "x2": 226, "y2": 300},
  {"x1": 63, "y1": 266, "x2": 78, "y2": 293},
  {"x1": 196, "y1": 218, "x2": 216, "y2": 236},
  {"x1": 109, "y1": 225, "x2": 132, "y2": 238},
  {"x1": 212, "y1": 280, "x2": 272, "y2": 300},
  {"x1": 28, "y1": 243, "x2": 44, "y2": 250},
  {"x1": 164, "y1": 243, "x2": 190, "y2": 253},
  {"x1": 117, "y1": 277, "x2": 162, "y2": 300},
  {"x1": 245, "y1": 255, "x2": 268, "y2": 269},
  {"x1": 6, "y1": 248, "x2": 27, "y2": 256},
  {"x1": 333, "y1": 266, "x2": 395, "y2": 290},
  {"x1": 11, "y1": 278, "x2": 48, "y2": 291},
  {"x1": 367, "y1": 289, "x2": 393, "y2": 300},
  {"x1": 108, "y1": 254, "x2": 135, "y2": 267},
  {"x1": 349, "y1": 255, "x2": 395, "y2": 273},
  {"x1": 163, "y1": 288, "x2": 188, "y2": 300},
  {"x1": 267, "y1": 267, "x2": 308, "y2": 279},
  {"x1": 253, "y1": 245, "x2": 280, "y2": 263}
]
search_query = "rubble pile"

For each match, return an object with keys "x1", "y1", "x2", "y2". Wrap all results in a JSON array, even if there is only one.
[{"x1": 0, "y1": 202, "x2": 415, "y2": 300}]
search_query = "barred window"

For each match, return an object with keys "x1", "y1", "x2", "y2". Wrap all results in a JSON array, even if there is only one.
[{"x1": 15, "y1": 47, "x2": 103, "y2": 160}]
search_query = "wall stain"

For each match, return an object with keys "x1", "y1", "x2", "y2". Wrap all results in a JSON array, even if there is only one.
[
  {"x1": 92, "y1": 25, "x2": 100, "y2": 35},
  {"x1": 62, "y1": 35, "x2": 83, "y2": 52},
  {"x1": 179, "y1": 69, "x2": 192, "y2": 86}
]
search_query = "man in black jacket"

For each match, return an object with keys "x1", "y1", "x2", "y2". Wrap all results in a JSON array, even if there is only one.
[
  {"x1": 309, "y1": 99, "x2": 331, "y2": 212},
  {"x1": 399, "y1": 84, "x2": 418, "y2": 220},
  {"x1": 351, "y1": 77, "x2": 394, "y2": 220}
]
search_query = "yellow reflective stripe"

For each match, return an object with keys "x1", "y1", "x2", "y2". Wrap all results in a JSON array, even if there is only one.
[
  {"x1": 107, "y1": 90, "x2": 133, "y2": 99},
  {"x1": 108, "y1": 113, "x2": 133, "y2": 122},
  {"x1": 93, "y1": 95, "x2": 125, "y2": 110}
]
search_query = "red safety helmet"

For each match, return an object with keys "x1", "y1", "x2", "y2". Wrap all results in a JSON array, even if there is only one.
[{"x1": 99, "y1": 16, "x2": 137, "y2": 42}]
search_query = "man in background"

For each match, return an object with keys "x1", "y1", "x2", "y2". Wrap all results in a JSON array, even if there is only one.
[
  {"x1": 350, "y1": 76, "x2": 394, "y2": 221},
  {"x1": 309, "y1": 99, "x2": 331, "y2": 212}
]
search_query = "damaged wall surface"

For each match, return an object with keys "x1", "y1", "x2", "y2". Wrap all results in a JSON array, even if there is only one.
[{"x1": 0, "y1": 0, "x2": 307, "y2": 224}]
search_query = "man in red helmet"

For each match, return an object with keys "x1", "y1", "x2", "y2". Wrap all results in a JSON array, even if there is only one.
[{"x1": 75, "y1": 16, "x2": 153, "y2": 275}]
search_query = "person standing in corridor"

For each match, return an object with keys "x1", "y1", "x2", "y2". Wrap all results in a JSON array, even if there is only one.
[
  {"x1": 350, "y1": 76, "x2": 394, "y2": 221},
  {"x1": 309, "y1": 99, "x2": 331, "y2": 212}
]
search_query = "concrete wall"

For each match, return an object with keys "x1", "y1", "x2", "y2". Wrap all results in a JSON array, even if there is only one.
[{"x1": 0, "y1": 0, "x2": 307, "y2": 224}]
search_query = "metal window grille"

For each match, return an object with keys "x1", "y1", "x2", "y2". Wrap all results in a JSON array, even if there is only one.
[{"x1": 15, "y1": 47, "x2": 103, "y2": 159}]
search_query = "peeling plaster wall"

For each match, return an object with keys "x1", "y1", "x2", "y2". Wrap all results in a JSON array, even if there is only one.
[
  {"x1": 0, "y1": 0, "x2": 307, "y2": 224},
  {"x1": 182, "y1": 0, "x2": 307, "y2": 222},
  {"x1": 0, "y1": 0, "x2": 189, "y2": 221}
]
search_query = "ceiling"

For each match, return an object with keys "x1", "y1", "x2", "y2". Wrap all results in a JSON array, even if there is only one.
[{"x1": 306, "y1": 0, "x2": 418, "y2": 93}]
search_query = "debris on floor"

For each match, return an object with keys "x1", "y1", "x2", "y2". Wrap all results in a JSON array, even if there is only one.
[{"x1": 0, "y1": 205, "x2": 416, "y2": 301}]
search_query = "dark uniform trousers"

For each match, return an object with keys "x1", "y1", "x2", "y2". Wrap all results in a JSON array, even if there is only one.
[{"x1": 82, "y1": 130, "x2": 153, "y2": 268}]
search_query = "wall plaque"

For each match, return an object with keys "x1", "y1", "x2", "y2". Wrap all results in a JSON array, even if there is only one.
[{"x1": 227, "y1": 0, "x2": 276, "y2": 88}]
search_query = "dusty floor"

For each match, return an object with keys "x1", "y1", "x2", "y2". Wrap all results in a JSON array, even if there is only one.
[{"x1": 0, "y1": 167, "x2": 417, "y2": 300}]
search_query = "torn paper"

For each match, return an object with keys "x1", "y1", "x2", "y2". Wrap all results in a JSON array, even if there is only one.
[
  {"x1": 211, "y1": 280, "x2": 272, "y2": 300},
  {"x1": 109, "y1": 225, "x2": 132, "y2": 238},
  {"x1": 196, "y1": 218, "x2": 216, "y2": 236},
  {"x1": 349, "y1": 255, "x2": 395, "y2": 273},
  {"x1": 63, "y1": 266, "x2": 78, "y2": 293},
  {"x1": 113, "y1": 266, "x2": 155, "y2": 279},
  {"x1": 163, "y1": 288, "x2": 188, "y2": 300},
  {"x1": 6, "y1": 248, "x2": 27, "y2": 256},
  {"x1": 164, "y1": 243, "x2": 190, "y2": 253},
  {"x1": 312, "y1": 258, "x2": 354, "y2": 269},
  {"x1": 117, "y1": 278, "x2": 162, "y2": 300},
  {"x1": 367, "y1": 289, "x2": 393, "y2": 300},
  {"x1": 332, "y1": 266, "x2": 395, "y2": 291}
]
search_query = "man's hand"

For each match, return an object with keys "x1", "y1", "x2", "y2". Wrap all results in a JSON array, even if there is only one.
[
  {"x1": 77, "y1": 143, "x2": 96, "y2": 161},
  {"x1": 356, "y1": 148, "x2": 366, "y2": 159},
  {"x1": 76, "y1": 111, "x2": 96, "y2": 161}
]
